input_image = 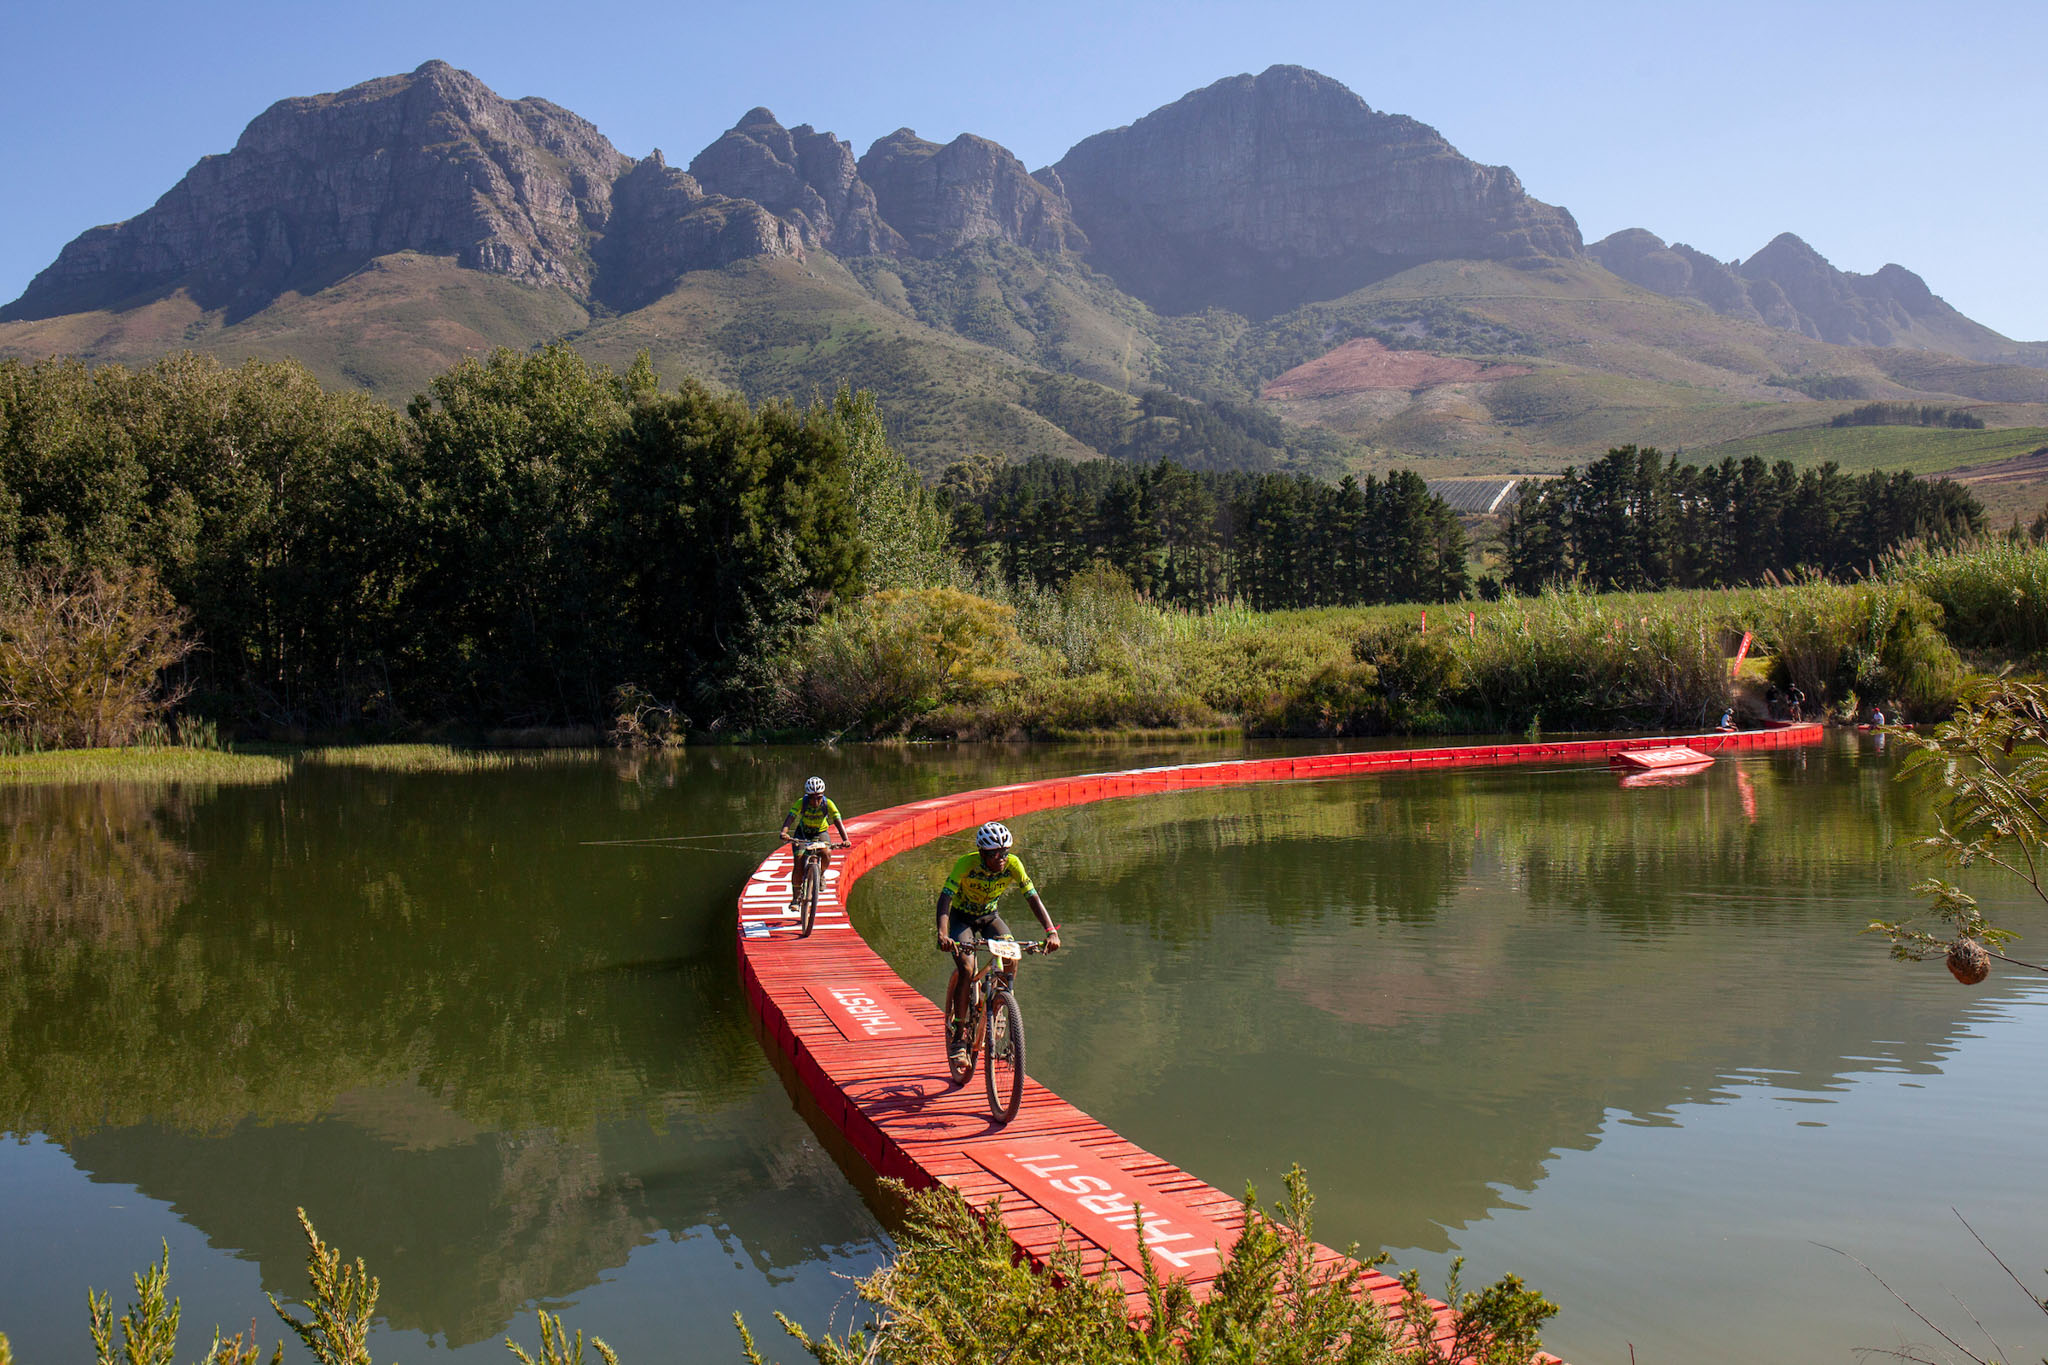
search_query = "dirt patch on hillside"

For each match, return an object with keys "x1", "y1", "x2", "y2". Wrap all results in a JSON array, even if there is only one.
[
  {"x1": 1940, "y1": 446, "x2": 2048, "y2": 486},
  {"x1": 1263, "y1": 338, "x2": 1533, "y2": 400}
]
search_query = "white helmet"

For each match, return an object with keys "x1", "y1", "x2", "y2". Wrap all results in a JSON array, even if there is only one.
[
  {"x1": 804, "y1": 776, "x2": 826, "y2": 796},
  {"x1": 975, "y1": 822, "x2": 1013, "y2": 851}
]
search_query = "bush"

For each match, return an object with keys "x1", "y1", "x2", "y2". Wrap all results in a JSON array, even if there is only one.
[
  {"x1": 740, "y1": 1168, "x2": 1556, "y2": 1365},
  {"x1": 0, "y1": 568, "x2": 195, "y2": 748},
  {"x1": 1748, "y1": 578, "x2": 1964, "y2": 719},
  {"x1": 1891, "y1": 540, "x2": 2048, "y2": 655},
  {"x1": 787, "y1": 588, "x2": 1022, "y2": 736}
]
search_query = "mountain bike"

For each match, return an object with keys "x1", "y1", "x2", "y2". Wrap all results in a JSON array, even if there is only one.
[
  {"x1": 943, "y1": 934, "x2": 1050, "y2": 1124},
  {"x1": 788, "y1": 838, "x2": 846, "y2": 937}
]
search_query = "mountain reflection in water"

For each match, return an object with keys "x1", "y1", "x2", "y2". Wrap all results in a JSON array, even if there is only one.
[
  {"x1": 0, "y1": 739, "x2": 1316, "y2": 1359},
  {"x1": 853, "y1": 739, "x2": 2047, "y2": 1365},
  {"x1": 4, "y1": 737, "x2": 2041, "y2": 1365}
]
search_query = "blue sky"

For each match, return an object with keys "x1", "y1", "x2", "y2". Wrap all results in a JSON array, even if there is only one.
[{"x1": 5, "y1": 0, "x2": 2044, "y2": 339}]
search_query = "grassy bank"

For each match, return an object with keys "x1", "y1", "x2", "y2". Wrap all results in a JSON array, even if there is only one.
[
  {"x1": 9, "y1": 543, "x2": 2043, "y2": 761},
  {"x1": 779, "y1": 542, "x2": 2048, "y2": 740},
  {"x1": 0, "y1": 742, "x2": 608, "y2": 786}
]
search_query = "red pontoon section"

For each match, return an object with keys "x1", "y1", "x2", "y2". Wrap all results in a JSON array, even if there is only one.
[
  {"x1": 737, "y1": 722, "x2": 1822, "y2": 1357},
  {"x1": 1612, "y1": 746, "x2": 1712, "y2": 770}
]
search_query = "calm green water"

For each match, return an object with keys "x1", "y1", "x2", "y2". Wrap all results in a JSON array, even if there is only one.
[{"x1": 3, "y1": 737, "x2": 2043, "y2": 1365}]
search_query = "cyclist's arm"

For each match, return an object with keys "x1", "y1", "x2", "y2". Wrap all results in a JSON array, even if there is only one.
[
  {"x1": 935, "y1": 888, "x2": 955, "y2": 950},
  {"x1": 831, "y1": 814, "x2": 851, "y2": 844},
  {"x1": 1026, "y1": 890, "x2": 1061, "y2": 950},
  {"x1": 780, "y1": 809, "x2": 795, "y2": 838}
]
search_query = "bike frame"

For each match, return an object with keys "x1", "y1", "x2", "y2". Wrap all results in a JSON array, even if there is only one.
[
  {"x1": 789, "y1": 836, "x2": 843, "y2": 935},
  {"x1": 947, "y1": 936, "x2": 1042, "y2": 1061}
]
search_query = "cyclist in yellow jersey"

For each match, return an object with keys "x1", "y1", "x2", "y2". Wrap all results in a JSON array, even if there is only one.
[
  {"x1": 781, "y1": 776, "x2": 851, "y2": 907},
  {"x1": 935, "y1": 821, "x2": 1060, "y2": 1067}
]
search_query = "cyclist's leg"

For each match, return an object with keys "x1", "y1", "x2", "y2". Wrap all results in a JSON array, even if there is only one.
[{"x1": 944, "y1": 908, "x2": 980, "y2": 1048}]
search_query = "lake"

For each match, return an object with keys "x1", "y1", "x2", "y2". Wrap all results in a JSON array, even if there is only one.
[{"x1": 2, "y1": 735, "x2": 2041, "y2": 1364}]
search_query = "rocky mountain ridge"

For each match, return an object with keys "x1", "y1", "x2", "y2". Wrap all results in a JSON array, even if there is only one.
[
  {"x1": 1589, "y1": 227, "x2": 2029, "y2": 365},
  {"x1": 3, "y1": 61, "x2": 1583, "y2": 325},
  {"x1": 1054, "y1": 65, "x2": 1583, "y2": 316}
]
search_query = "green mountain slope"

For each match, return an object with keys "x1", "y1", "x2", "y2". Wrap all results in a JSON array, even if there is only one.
[{"x1": 7, "y1": 243, "x2": 2045, "y2": 483}]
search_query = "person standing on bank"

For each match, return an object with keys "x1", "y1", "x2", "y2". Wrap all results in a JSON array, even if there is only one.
[{"x1": 935, "y1": 822, "x2": 1060, "y2": 1073}]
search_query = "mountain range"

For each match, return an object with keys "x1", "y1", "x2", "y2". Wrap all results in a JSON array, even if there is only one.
[{"x1": 5, "y1": 60, "x2": 2045, "y2": 482}]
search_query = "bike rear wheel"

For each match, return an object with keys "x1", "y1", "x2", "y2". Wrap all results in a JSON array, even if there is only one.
[
  {"x1": 984, "y1": 987, "x2": 1025, "y2": 1124},
  {"x1": 797, "y1": 854, "x2": 819, "y2": 937}
]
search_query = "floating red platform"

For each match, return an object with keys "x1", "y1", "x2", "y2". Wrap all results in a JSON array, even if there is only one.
[{"x1": 1611, "y1": 745, "x2": 1713, "y2": 770}]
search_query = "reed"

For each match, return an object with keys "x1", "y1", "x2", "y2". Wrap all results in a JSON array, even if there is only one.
[
  {"x1": 0, "y1": 746, "x2": 290, "y2": 786},
  {"x1": 296, "y1": 745, "x2": 604, "y2": 773}
]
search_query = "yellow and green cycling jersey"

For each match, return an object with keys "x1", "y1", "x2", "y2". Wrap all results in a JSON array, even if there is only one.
[
  {"x1": 787, "y1": 796, "x2": 842, "y2": 837},
  {"x1": 942, "y1": 851, "x2": 1036, "y2": 916}
]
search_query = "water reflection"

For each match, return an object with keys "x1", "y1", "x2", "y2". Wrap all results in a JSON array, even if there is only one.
[
  {"x1": 855, "y1": 739, "x2": 2033, "y2": 1261},
  {"x1": 0, "y1": 737, "x2": 1307, "y2": 1355}
]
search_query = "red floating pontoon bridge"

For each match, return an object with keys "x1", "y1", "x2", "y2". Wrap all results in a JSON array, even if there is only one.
[{"x1": 738, "y1": 723, "x2": 1823, "y2": 1357}]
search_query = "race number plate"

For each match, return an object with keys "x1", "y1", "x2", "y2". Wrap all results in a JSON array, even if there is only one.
[{"x1": 989, "y1": 939, "x2": 1023, "y2": 960}]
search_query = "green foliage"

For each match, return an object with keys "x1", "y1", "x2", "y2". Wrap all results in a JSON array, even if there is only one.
[
  {"x1": 951, "y1": 455, "x2": 1466, "y2": 611},
  {"x1": 1873, "y1": 674, "x2": 2048, "y2": 979},
  {"x1": 834, "y1": 387, "x2": 949, "y2": 592},
  {"x1": 1749, "y1": 578, "x2": 1964, "y2": 718},
  {"x1": 86, "y1": 1242, "x2": 280, "y2": 1365},
  {"x1": 1396, "y1": 1261, "x2": 1556, "y2": 1365},
  {"x1": 1453, "y1": 588, "x2": 1731, "y2": 732},
  {"x1": 1890, "y1": 538, "x2": 2048, "y2": 655},
  {"x1": 1829, "y1": 402, "x2": 1984, "y2": 430},
  {"x1": 269, "y1": 1209, "x2": 378, "y2": 1365},
  {"x1": 505, "y1": 1310, "x2": 618, "y2": 1365},
  {"x1": 0, "y1": 567, "x2": 195, "y2": 747},
  {"x1": 1355, "y1": 623, "x2": 1464, "y2": 732},
  {"x1": 1503, "y1": 445, "x2": 1982, "y2": 594},
  {"x1": 0, "y1": 348, "x2": 884, "y2": 732},
  {"x1": 787, "y1": 588, "x2": 1022, "y2": 736},
  {"x1": 90, "y1": 1244, "x2": 180, "y2": 1365},
  {"x1": 740, "y1": 1169, "x2": 1553, "y2": 1365}
]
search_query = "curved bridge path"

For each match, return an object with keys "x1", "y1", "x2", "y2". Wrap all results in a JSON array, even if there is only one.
[{"x1": 738, "y1": 724, "x2": 1824, "y2": 1353}]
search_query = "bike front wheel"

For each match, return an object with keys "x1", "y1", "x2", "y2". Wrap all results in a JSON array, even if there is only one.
[
  {"x1": 983, "y1": 987, "x2": 1025, "y2": 1124},
  {"x1": 797, "y1": 855, "x2": 819, "y2": 937}
]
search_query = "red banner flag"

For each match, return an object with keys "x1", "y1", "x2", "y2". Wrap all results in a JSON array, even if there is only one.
[{"x1": 1729, "y1": 630, "x2": 1753, "y2": 679}]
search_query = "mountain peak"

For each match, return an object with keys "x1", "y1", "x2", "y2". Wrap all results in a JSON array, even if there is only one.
[
  {"x1": 858, "y1": 130, "x2": 1084, "y2": 258},
  {"x1": 4, "y1": 63, "x2": 626, "y2": 320},
  {"x1": 1052, "y1": 66, "x2": 1580, "y2": 317},
  {"x1": 689, "y1": 110, "x2": 901, "y2": 256}
]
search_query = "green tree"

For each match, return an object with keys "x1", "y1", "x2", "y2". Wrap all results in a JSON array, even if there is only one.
[
  {"x1": 833, "y1": 387, "x2": 948, "y2": 592},
  {"x1": 610, "y1": 381, "x2": 862, "y2": 714}
]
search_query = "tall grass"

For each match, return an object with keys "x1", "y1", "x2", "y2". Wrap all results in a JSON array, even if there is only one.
[
  {"x1": 0, "y1": 747, "x2": 292, "y2": 786},
  {"x1": 296, "y1": 745, "x2": 603, "y2": 773},
  {"x1": 1891, "y1": 539, "x2": 2048, "y2": 654},
  {"x1": 1457, "y1": 587, "x2": 1731, "y2": 732}
]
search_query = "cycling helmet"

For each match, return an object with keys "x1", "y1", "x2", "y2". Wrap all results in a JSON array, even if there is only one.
[
  {"x1": 975, "y1": 822, "x2": 1013, "y2": 851},
  {"x1": 804, "y1": 776, "x2": 826, "y2": 796}
]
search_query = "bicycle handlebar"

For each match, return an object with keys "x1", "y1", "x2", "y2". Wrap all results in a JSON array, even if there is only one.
[{"x1": 944, "y1": 936, "x2": 1050, "y2": 956}]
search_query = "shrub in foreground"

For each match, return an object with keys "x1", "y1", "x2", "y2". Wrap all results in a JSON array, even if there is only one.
[
  {"x1": 15, "y1": 1179, "x2": 1551, "y2": 1365},
  {"x1": 739, "y1": 1168, "x2": 1554, "y2": 1365}
]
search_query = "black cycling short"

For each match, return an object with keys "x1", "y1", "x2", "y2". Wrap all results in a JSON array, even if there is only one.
[{"x1": 946, "y1": 906, "x2": 1010, "y2": 945}]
